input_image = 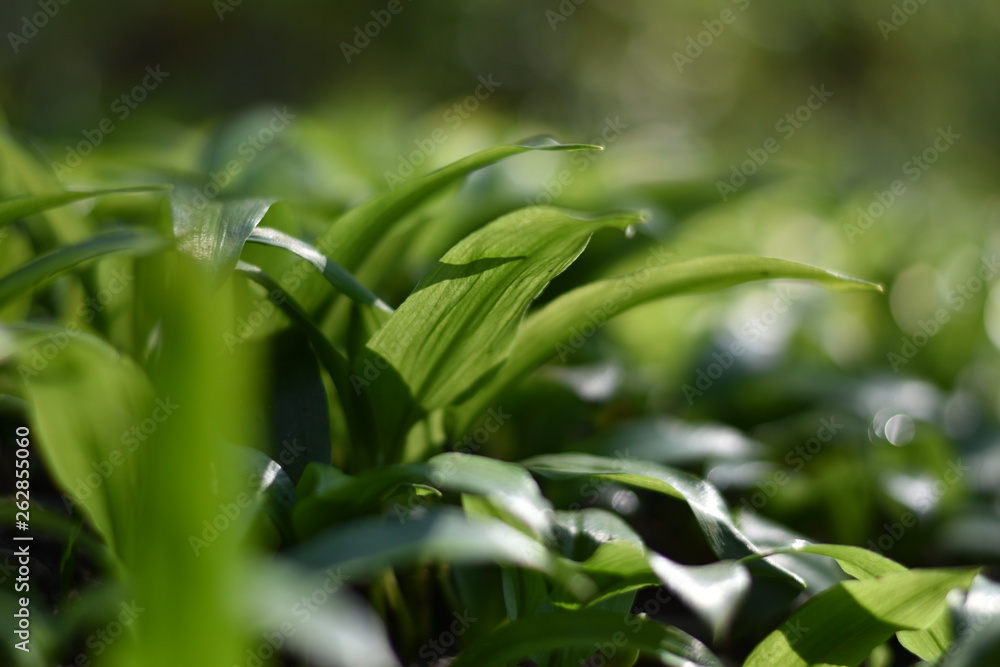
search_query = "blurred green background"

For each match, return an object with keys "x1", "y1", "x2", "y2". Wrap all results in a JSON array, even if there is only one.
[{"x1": 3, "y1": 0, "x2": 999, "y2": 600}]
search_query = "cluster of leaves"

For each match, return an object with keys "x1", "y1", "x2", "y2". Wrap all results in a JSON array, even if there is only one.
[{"x1": 0, "y1": 127, "x2": 997, "y2": 667}]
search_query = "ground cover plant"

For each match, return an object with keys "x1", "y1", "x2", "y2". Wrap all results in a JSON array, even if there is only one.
[
  {"x1": 0, "y1": 117, "x2": 998, "y2": 667},
  {"x1": 3, "y1": 2, "x2": 1000, "y2": 666}
]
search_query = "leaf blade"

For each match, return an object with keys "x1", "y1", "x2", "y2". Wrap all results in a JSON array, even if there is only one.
[
  {"x1": 247, "y1": 226, "x2": 392, "y2": 312},
  {"x1": 0, "y1": 228, "x2": 167, "y2": 307},
  {"x1": 456, "y1": 255, "x2": 882, "y2": 431},
  {"x1": 0, "y1": 185, "x2": 172, "y2": 227},
  {"x1": 744, "y1": 568, "x2": 979, "y2": 667},
  {"x1": 171, "y1": 197, "x2": 275, "y2": 284},
  {"x1": 450, "y1": 610, "x2": 724, "y2": 667}
]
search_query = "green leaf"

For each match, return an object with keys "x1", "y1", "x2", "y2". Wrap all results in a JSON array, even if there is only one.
[
  {"x1": 449, "y1": 610, "x2": 724, "y2": 667},
  {"x1": 455, "y1": 255, "x2": 882, "y2": 432},
  {"x1": 291, "y1": 507, "x2": 591, "y2": 598},
  {"x1": 0, "y1": 324, "x2": 154, "y2": 552},
  {"x1": 359, "y1": 207, "x2": 640, "y2": 451},
  {"x1": 428, "y1": 452, "x2": 554, "y2": 541},
  {"x1": 744, "y1": 568, "x2": 979, "y2": 667},
  {"x1": 758, "y1": 543, "x2": 953, "y2": 662},
  {"x1": 0, "y1": 185, "x2": 172, "y2": 227},
  {"x1": 318, "y1": 137, "x2": 603, "y2": 275},
  {"x1": 0, "y1": 228, "x2": 167, "y2": 307},
  {"x1": 524, "y1": 453, "x2": 800, "y2": 587},
  {"x1": 171, "y1": 197, "x2": 275, "y2": 284},
  {"x1": 296, "y1": 453, "x2": 553, "y2": 544},
  {"x1": 777, "y1": 543, "x2": 906, "y2": 579},
  {"x1": 261, "y1": 327, "x2": 332, "y2": 484},
  {"x1": 246, "y1": 226, "x2": 392, "y2": 312},
  {"x1": 550, "y1": 509, "x2": 749, "y2": 638}
]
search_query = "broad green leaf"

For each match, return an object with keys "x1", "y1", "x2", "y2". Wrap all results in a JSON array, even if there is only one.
[
  {"x1": 318, "y1": 138, "x2": 602, "y2": 275},
  {"x1": 296, "y1": 454, "x2": 553, "y2": 542},
  {"x1": 757, "y1": 543, "x2": 953, "y2": 662},
  {"x1": 744, "y1": 568, "x2": 979, "y2": 667},
  {"x1": 0, "y1": 185, "x2": 171, "y2": 227},
  {"x1": 524, "y1": 453, "x2": 801, "y2": 588},
  {"x1": 0, "y1": 228, "x2": 168, "y2": 307},
  {"x1": 261, "y1": 327, "x2": 332, "y2": 484},
  {"x1": 359, "y1": 207, "x2": 640, "y2": 452},
  {"x1": 428, "y1": 452, "x2": 554, "y2": 541},
  {"x1": 455, "y1": 255, "x2": 882, "y2": 432},
  {"x1": 449, "y1": 610, "x2": 724, "y2": 667},
  {"x1": 0, "y1": 324, "x2": 154, "y2": 553},
  {"x1": 171, "y1": 197, "x2": 275, "y2": 284},
  {"x1": 246, "y1": 226, "x2": 392, "y2": 312},
  {"x1": 776, "y1": 543, "x2": 906, "y2": 579},
  {"x1": 291, "y1": 507, "x2": 592, "y2": 598}
]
